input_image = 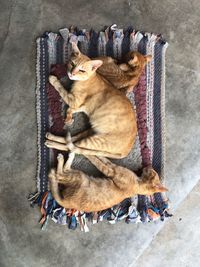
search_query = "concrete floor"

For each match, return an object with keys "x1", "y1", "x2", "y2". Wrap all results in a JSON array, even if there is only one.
[{"x1": 0, "y1": 0, "x2": 200, "y2": 266}]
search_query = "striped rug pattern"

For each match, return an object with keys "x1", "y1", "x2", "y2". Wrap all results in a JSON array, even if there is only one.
[{"x1": 30, "y1": 26, "x2": 171, "y2": 231}]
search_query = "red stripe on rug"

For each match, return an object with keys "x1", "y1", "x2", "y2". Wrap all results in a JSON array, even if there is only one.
[
  {"x1": 46, "y1": 64, "x2": 68, "y2": 163},
  {"x1": 46, "y1": 82, "x2": 65, "y2": 135},
  {"x1": 134, "y1": 69, "x2": 151, "y2": 167}
]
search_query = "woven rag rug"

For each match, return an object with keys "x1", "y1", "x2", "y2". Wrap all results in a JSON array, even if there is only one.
[{"x1": 29, "y1": 26, "x2": 172, "y2": 232}]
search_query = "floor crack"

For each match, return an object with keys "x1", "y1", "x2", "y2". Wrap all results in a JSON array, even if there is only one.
[{"x1": 0, "y1": 0, "x2": 16, "y2": 55}]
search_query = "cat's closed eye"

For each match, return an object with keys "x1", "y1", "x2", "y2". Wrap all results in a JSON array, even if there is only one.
[
  {"x1": 70, "y1": 61, "x2": 76, "y2": 67},
  {"x1": 79, "y1": 69, "x2": 86, "y2": 73}
]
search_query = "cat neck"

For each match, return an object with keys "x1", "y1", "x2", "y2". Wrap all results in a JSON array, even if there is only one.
[
  {"x1": 136, "y1": 179, "x2": 151, "y2": 195},
  {"x1": 125, "y1": 174, "x2": 148, "y2": 196},
  {"x1": 73, "y1": 72, "x2": 107, "y2": 94},
  {"x1": 126, "y1": 175, "x2": 151, "y2": 196},
  {"x1": 130, "y1": 65, "x2": 143, "y2": 77}
]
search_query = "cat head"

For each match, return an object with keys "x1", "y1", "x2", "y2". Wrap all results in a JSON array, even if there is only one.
[
  {"x1": 140, "y1": 166, "x2": 168, "y2": 195},
  {"x1": 124, "y1": 51, "x2": 152, "y2": 69},
  {"x1": 67, "y1": 43, "x2": 103, "y2": 81}
]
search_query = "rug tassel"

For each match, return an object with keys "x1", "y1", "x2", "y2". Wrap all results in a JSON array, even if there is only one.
[{"x1": 28, "y1": 191, "x2": 43, "y2": 207}]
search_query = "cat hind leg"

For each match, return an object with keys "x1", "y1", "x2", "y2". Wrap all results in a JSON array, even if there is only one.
[
  {"x1": 48, "y1": 169, "x2": 63, "y2": 205},
  {"x1": 72, "y1": 135, "x2": 123, "y2": 159},
  {"x1": 63, "y1": 152, "x2": 75, "y2": 172},
  {"x1": 46, "y1": 133, "x2": 66, "y2": 144},
  {"x1": 45, "y1": 140, "x2": 69, "y2": 151},
  {"x1": 85, "y1": 155, "x2": 114, "y2": 177},
  {"x1": 57, "y1": 153, "x2": 65, "y2": 174}
]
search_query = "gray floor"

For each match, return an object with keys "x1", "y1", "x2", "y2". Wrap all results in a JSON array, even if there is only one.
[{"x1": 0, "y1": 0, "x2": 200, "y2": 266}]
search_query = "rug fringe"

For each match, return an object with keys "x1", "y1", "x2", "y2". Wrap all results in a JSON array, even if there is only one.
[
  {"x1": 33, "y1": 25, "x2": 171, "y2": 232},
  {"x1": 28, "y1": 191, "x2": 172, "y2": 231}
]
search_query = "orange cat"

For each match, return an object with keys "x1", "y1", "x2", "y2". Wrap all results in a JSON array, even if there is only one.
[
  {"x1": 45, "y1": 43, "x2": 137, "y2": 159},
  {"x1": 63, "y1": 51, "x2": 151, "y2": 125},
  {"x1": 49, "y1": 153, "x2": 168, "y2": 212},
  {"x1": 97, "y1": 51, "x2": 152, "y2": 93}
]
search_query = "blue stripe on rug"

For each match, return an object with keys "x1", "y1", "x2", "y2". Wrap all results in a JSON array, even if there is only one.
[
  {"x1": 152, "y1": 41, "x2": 163, "y2": 175},
  {"x1": 106, "y1": 28, "x2": 114, "y2": 57},
  {"x1": 39, "y1": 37, "x2": 50, "y2": 193}
]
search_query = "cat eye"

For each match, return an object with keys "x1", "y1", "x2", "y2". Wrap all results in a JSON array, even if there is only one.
[
  {"x1": 70, "y1": 61, "x2": 76, "y2": 68},
  {"x1": 79, "y1": 69, "x2": 86, "y2": 73}
]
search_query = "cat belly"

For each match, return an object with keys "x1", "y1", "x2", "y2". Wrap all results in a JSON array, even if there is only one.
[
  {"x1": 88, "y1": 97, "x2": 137, "y2": 156},
  {"x1": 61, "y1": 186, "x2": 128, "y2": 212},
  {"x1": 76, "y1": 192, "x2": 129, "y2": 212}
]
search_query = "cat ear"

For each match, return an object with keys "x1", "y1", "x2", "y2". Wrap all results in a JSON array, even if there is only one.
[
  {"x1": 145, "y1": 55, "x2": 152, "y2": 63},
  {"x1": 71, "y1": 42, "x2": 80, "y2": 56},
  {"x1": 153, "y1": 183, "x2": 168, "y2": 193},
  {"x1": 90, "y1": 60, "x2": 103, "y2": 71}
]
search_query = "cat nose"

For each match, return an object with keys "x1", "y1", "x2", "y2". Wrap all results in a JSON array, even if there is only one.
[{"x1": 72, "y1": 70, "x2": 77, "y2": 75}]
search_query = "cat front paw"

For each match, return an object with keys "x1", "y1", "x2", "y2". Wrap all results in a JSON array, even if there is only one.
[
  {"x1": 64, "y1": 114, "x2": 74, "y2": 126},
  {"x1": 64, "y1": 118, "x2": 74, "y2": 126},
  {"x1": 49, "y1": 75, "x2": 58, "y2": 86}
]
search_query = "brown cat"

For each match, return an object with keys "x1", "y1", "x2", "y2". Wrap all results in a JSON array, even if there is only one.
[
  {"x1": 96, "y1": 51, "x2": 152, "y2": 93},
  {"x1": 45, "y1": 43, "x2": 137, "y2": 159},
  {"x1": 49, "y1": 153, "x2": 168, "y2": 212}
]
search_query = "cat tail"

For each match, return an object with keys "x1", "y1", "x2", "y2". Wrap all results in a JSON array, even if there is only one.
[
  {"x1": 66, "y1": 131, "x2": 75, "y2": 151},
  {"x1": 48, "y1": 169, "x2": 63, "y2": 203},
  {"x1": 84, "y1": 155, "x2": 115, "y2": 177}
]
